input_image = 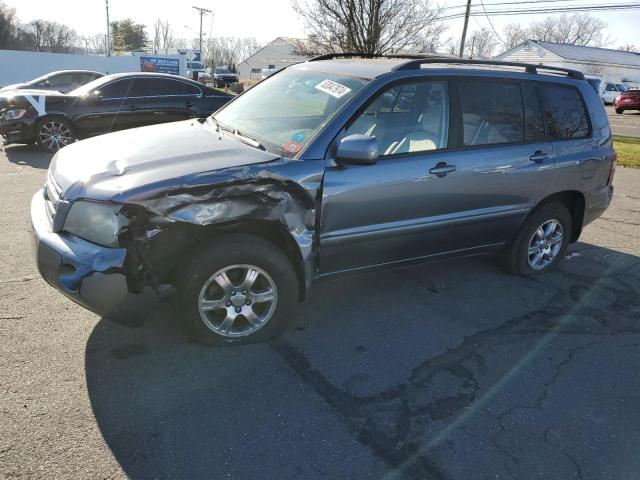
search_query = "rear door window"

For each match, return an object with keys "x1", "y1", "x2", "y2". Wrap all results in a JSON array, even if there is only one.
[
  {"x1": 539, "y1": 85, "x2": 591, "y2": 140},
  {"x1": 458, "y1": 80, "x2": 524, "y2": 146},
  {"x1": 151, "y1": 79, "x2": 201, "y2": 96}
]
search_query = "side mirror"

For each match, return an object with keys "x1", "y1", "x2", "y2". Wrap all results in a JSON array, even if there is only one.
[{"x1": 335, "y1": 134, "x2": 378, "y2": 166}]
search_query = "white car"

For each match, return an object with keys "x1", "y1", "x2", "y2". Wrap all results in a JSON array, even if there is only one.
[{"x1": 603, "y1": 82, "x2": 627, "y2": 105}]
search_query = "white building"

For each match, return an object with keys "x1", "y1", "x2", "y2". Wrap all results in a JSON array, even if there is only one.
[
  {"x1": 237, "y1": 37, "x2": 309, "y2": 82},
  {"x1": 495, "y1": 40, "x2": 640, "y2": 85}
]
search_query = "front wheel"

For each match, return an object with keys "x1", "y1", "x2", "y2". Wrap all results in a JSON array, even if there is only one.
[
  {"x1": 615, "y1": 108, "x2": 624, "y2": 114},
  {"x1": 36, "y1": 117, "x2": 76, "y2": 152},
  {"x1": 173, "y1": 234, "x2": 298, "y2": 344},
  {"x1": 501, "y1": 202, "x2": 572, "y2": 275}
]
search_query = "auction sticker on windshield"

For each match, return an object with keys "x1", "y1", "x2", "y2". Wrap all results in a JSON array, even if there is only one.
[{"x1": 315, "y1": 79, "x2": 351, "y2": 98}]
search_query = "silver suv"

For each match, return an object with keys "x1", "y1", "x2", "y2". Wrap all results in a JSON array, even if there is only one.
[{"x1": 30, "y1": 55, "x2": 616, "y2": 344}]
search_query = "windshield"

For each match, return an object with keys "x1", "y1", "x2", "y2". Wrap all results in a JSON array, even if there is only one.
[
  {"x1": 616, "y1": 84, "x2": 627, "y2": 91},
  {"x1": 215, "y1": 68, "x2": 232, "y2": 74},
  {"x1": 214, "y1": 67, "x2": 367, "y2": 157}
]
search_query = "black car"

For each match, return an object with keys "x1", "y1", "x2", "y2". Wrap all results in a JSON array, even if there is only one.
[
  {"x1": 213, "y1": 67, "x2": 238, "y2": 87},
  {"x1": 0, "y1": 70, "x2": 104, "y2": 94},
  {"x1": 0, "y1": 72, "x2": 233, "y2": 151}
]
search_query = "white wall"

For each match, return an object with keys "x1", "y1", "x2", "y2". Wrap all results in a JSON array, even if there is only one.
[{"x1": 0, "y1": 49, "x2": 186, "y2": 87}]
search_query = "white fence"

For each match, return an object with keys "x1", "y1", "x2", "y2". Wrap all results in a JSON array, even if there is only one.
[{"x1": 0, "y1": 49, "x2": 187, "y2": 87}]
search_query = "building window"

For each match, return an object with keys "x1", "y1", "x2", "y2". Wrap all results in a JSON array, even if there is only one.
[
  {"x1": 251, "y1": 68, "x2": 261, "y2": 73},
  {"x1": 268, "y1": 64, "x2": 275, "y2": 69}
]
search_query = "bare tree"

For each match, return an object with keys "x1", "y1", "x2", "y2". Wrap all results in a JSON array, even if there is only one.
[
  {"x1": 527, "y1": 13, "x2": 608, "y2": 47},
  {"x1": 24, "y1": 20, "x2": 77, "y2": 53},
  {"x1": 502, "y1": 23, "x2": 527, "y2": 50},
  {"x1": 204, "y1": 37, "x2": 260, "y2": 70},
  {"x1": 152, "y1": 18, "x2": 174, "y2": 53},
  {"x1": 89, "y1": 33, "x2": 107, "y2": 54},
  {"x1": 465, "y1": 27, "x2": 498, "y2": 58},
  {"x1": 292, "y1": 0, "x2": 445, "y2": 55},
  {"x1": 618, "y1": 44, "x2": 639, "y2": 53},
  {"x1": 0, "y1": 2, "x2": 21, "y2": 49}
]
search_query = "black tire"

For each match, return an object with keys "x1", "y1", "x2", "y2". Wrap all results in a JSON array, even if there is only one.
[
  {"x1": 501, "y1": 202, "x2": 572, "y2": 276},
  {"x1": 173, "y1": 234, "x2": 298, "y2": 345},
  {"x1": 35, "y1": 116, "x2": 76, "y2": 152},
  {"x1": 615, "y1": 108, "x2": 624, "y2": 114}
]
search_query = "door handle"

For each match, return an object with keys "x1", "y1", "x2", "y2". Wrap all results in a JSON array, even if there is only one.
[
  {"x1": 529, "y1": 151, "x2": 549, "y2": 163},
  {"x1": 429, "y1": 162, "x2": 456, "y2": 177}
]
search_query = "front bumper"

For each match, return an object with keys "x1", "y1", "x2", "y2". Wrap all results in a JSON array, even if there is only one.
[
  {"x1": 30, "y1": 190, "x2": 158, "y2": 323},
  {"x1": 0, "y1": 119, "x2": 34, "y2": 144}
]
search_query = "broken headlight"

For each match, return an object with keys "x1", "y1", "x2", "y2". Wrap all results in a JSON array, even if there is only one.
[
  {"x1": 2, "y1": 109, "x2": 27, "y2": 121},
  {"x1": 63, "y1": 201, "x2": 127, "y2": 248}
]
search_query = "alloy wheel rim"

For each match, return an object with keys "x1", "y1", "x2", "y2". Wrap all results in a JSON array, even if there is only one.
[
  {"x1": 527, "y1": 219, "x2": 564, "y2": 270},
  {"x1": 39, "y1": 121, "x2": 73, "y2": 150},
  {"x1": 197, "y1": 264, "x2": 277, "y2": 338}
]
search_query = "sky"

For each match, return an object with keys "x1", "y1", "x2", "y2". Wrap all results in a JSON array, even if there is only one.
[{"x1": 4, "y1": 0, "x2": 640, "y2": 52}]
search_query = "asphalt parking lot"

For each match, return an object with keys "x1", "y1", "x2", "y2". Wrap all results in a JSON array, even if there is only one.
[
  {"x1": 1, "y1": 144, "x2": 639, "y2": 480},
  {"x1": 607, "y1": 105, "x2": 640, "y2": 137}
]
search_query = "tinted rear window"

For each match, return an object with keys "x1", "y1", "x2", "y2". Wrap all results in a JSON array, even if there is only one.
[
  {"x1": 151, "y1": 78, "x2": 201, "y2": 96},
  {"x1": 459, "y1": 80, "x2": 524, "y2": 146},
  {"x1": 539, "y1": 85, "x2": 590, "y2": 140}
]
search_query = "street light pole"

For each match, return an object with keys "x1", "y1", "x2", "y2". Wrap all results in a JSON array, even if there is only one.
[
  {"x1": 105, "y1": 0, "x2": 111, "y2": 57},
  {"x1": 458, "y1": 0, "x2": 472, "y2": 58},
  {"x1": 192, "y1": 5, "x2": 212, "y2": 52}
]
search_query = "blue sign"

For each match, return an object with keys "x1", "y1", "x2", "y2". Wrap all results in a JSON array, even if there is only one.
[{"x1": 139, "y1": 56, "x2": 180, "y2": 75}]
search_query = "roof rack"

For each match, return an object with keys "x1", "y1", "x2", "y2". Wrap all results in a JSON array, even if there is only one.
[
  {"x1": 392, "y1": 58, "x2": 585, "y2": 80},
  {"x1": 307, "y1": 52, "x2": 446, "y2": 62}
]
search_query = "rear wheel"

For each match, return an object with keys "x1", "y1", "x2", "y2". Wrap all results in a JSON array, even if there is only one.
[
  {"x1": 173, "y1": 234, "x2": 298, "y2": 344},
  {"x1": 501, "y1": 202, "x2": 572, "y2": 275},
  {"x1": 36, "y1": 117, "x2": 76, "y2": 152},
  {"x1": 615, "y1": 108, "x2": 624, "y2": 114}
]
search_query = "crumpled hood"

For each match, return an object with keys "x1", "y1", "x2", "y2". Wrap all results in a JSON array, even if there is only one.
[{"x1": 51, "y1": 119, "x2": 280, "y2": 202}]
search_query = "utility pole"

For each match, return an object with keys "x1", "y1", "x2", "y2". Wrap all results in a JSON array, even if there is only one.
[
  {"x1": 192, "y1": 5, "x2": 212, "y2": 52},
  {"x1": 458, "y1": 0, "x2": 472, "y2": 58},
  {"x1": 105, "y1": 0, "x2": 111, "y2": 56}
]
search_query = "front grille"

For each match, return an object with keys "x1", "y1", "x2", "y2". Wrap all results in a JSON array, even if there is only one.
[{"x1": 43, "y1": 172, "x2": 62, "y2": 225}]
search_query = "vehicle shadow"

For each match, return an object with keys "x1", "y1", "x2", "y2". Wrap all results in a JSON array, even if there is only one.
[
  {"x1": 3, "y1": 144, "x2": 53, "y2": 169},
  {"x1": 85, "y1": 242, "x2": 640, "y2": 479}
]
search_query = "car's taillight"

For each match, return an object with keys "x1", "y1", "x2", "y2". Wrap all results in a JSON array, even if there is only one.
[{"x1": 608, "y1": 151, "x2": 617, "y2": 185}]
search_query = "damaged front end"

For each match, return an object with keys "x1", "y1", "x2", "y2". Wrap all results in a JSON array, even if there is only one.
[{"x1": 30, "y1": 158, "x2": 322, "y2": 325}]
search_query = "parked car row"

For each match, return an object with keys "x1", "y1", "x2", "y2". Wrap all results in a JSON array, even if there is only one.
[
  {"x1": 1, "y1": 72, "x2": 233, "y2": 151},
  {"x1": 28, "y1": 56, "x2": 615, "y2": 344}
]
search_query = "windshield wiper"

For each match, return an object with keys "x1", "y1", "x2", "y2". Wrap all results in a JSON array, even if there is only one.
[
  {"x1": 209, "y1": 116, "x2": 266, "y2": 151},
  {"x1": 232, "y1": 129, "x2": 266, "y2": 150}
]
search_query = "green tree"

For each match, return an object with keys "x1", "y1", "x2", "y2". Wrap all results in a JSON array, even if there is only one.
[{"x1": 111, "y1": 18, "x2": 148, "y2": 52}]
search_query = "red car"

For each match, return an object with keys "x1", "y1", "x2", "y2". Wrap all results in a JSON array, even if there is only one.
[{"x1": 614, "y1": 89, "x2": 640, "y2": 114}]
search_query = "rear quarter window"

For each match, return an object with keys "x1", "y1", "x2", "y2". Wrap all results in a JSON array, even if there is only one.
[{"x1": 540, "y1": 85, "x2": 591, "y2": 140}]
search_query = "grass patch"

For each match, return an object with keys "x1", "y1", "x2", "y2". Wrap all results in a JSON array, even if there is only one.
[{"x1": 613, "y1": 136, "x2": 640, "y2": 168}]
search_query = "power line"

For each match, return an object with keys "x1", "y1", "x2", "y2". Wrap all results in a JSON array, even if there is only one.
[
  {"x1": 439, "y1": 2, "x2": 640, "y2": 20},
  {"x1": 479, "y1": 0, "x2": 506, "y2": 44},
  {"x1": 441, "y1": 0, "x2": 605, "y2": 11}
]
